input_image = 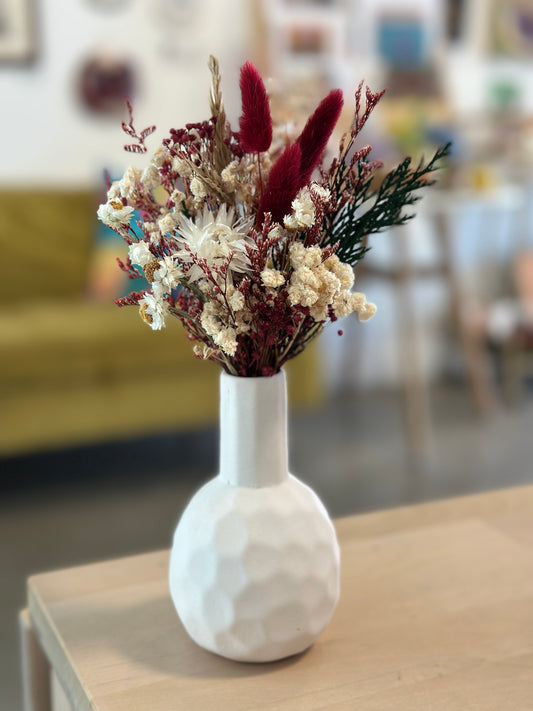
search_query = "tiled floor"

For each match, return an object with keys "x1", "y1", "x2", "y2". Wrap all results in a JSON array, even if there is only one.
[{"x1": 3, "y1": 383, "x2": 533, "y2": 709}]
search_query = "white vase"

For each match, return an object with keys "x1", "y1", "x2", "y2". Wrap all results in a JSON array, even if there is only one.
[{"x1": 169, "y1": 369, "x2": 340, "y2": 662}]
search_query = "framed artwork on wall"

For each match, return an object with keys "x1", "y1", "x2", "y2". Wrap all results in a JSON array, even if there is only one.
[
  {"x1": 0, "y1": 0, "x2": 36, "y2": 64},
  {"x1": 489, "y1": 0, "x2": 533, "y2": 57}
]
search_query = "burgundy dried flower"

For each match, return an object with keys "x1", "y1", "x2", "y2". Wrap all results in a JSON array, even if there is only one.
[
  {"x1": 238, "y1": 61, "x2": 273, "y2": 153},
  {"x1": 296, "y1": 89, "x2": 344, "y2": 188},
  {"x1": 258, "y1": 142, "x2": 301, "y2": 225}
]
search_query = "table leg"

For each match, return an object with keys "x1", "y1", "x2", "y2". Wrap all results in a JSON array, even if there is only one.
[
  {"x1": 51, "y1": 670, "x2": 73, "y2": 711},
  {"x1": 19, "y1": 609, "x2": 51, "y2": 711}
]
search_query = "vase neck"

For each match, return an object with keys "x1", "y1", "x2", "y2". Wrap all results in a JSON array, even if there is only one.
[{"x1": 218, "y1": 370, "x2": 289, "y2": 488}]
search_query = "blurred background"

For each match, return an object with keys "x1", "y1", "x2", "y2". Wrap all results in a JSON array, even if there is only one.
[{"x1": 2, "y1": 0, "x2": 533, "y2": 706}]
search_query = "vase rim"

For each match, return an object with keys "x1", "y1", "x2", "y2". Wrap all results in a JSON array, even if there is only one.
[{"x1": 220, "y1": 369, "x2": 285, "y2": 381}]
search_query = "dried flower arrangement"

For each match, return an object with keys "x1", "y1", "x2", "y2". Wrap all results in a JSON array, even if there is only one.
[{"x1": 97, "y1": 57, "x2": 448, "y2": 377}]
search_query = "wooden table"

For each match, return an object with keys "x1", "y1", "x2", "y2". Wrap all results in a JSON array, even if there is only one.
[{"x1": 21, "y1": 485, "x2": 533, "y2": 710}]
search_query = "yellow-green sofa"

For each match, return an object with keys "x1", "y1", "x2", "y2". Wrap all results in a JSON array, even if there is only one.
[{"x1": 0, "y1": 191, "x2": 322, "y2": 457}]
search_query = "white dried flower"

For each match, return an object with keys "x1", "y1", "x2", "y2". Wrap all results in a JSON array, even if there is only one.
[
  {"x1": 106, "y1": 182, "x2": 121, "y2": 200},
  {"x1": 138, "y1": 290, "x2": 169, "y2": 330},
  {"x1": 303, "y1": 246, "x2": 323, "y2": 269},
  {"x1": 288, "y1": 282, "x2": 319, "y2": 308},
  {"x1": 221, "y1": 160, "x2": 240, "y2": 190},
  {"x1": 310, "y1": 183, "x2": 331, "y2": 202},
  {"x1": 332, "y1": 292, "x2": 356, "y2": 318},
  {"x1": 176, "y1": 205, "x2": 253, "y2": 283},
  {"x1": 200, "y1": 301, "x2": 238, "y2": 356},
  {"x1": 170, "y1": 189, "x2": 186, "y2": 207},
  {"x1": 324, "y1": 255, "x2": 354, "y2": 291},
  {"x1": 141, "y1": 164, "x2": 161, "y2": 190},
  {"x1": 289, "y1": 242, "x2": 308, "y2": 270},
  {"x1": 158, "y1": 213, "x2": 178, "y2": 237},
  {"x1": 118, "y1": 166, "x2": 142, "y2": 199},
  {"x1": 151, "y1": 145, "x2": 169, "y2": 168},
  {"x1": 153, "y1": 255, "x2": 183, "y2": 292},
  {"x1": 143, "y1": 221, "x2": 161, "y2": 244},
  {"x1": 332, "y1": 291, "x2": 376, "y2": 321},
  {"x1": 268, "y1": 225, "x2": 283, "y2": 240},
  {"x1": 128, "y1": 240, "x2": 152, "y2": 267},
  {"x1": 286, "y1": 245, "x2": 369, "y2": 323},
  {"x1": 97, "y1": 200, "x2": 134, "y2": 234},
  {"x1": 200, "y1": 301, "x2": 220, "y2": 334},
  {"x1": 227, "y1": 287, "x2": 245, "y2": 312},
  {"x1": 172, "y1": 157, "x2": 192, "y2": 176},
  {"x1": 295, "y1": 266, "x2": 320, "y2": 289},
  {"x1": 261, "y1": 268, "x2": 285, "y2": 288},
  {"x1": 309, "y1": 302, "x2": 329, "y2": 321},
  {"x1": 284, "y1": 188, "x2": 315, "y2": 230},
  {"x1": 215, "y1": 327, "x2": 238, "y2": 356},
  {"x1": 299, "y1": 264, "x2": 340, "y2": 322},
  {"x1": 315, "y1": 269, "x2": 340, "y2": 310},
  {"x1": 190, "y1": 176, "x2": 207, "y2": 200},
  {"x1": 193, "y1": 344, "x2": 215, "y2": 359},
  {"x1": 235, "y1": 309, "x2": 253, "y2": 334},
  {"x1": 358, "y1": 301, "x2": 377, "y2": 321}
]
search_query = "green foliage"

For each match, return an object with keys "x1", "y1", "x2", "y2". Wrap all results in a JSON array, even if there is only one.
[{"x1": 327, "y1": 143, "x2": 451, "y2": 266}]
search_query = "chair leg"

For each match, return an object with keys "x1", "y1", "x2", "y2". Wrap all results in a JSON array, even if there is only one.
[{"x1": 434, "y1": 212, "x2": 497, "y2": 416}]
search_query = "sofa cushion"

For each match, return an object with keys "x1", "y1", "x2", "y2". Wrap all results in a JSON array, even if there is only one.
[
  {"x1": 0, "y1": 300, "x2": 197, "y2": 391},
  {"x1": 0, "y1": 191, "x2": 95, "y2": 304}
]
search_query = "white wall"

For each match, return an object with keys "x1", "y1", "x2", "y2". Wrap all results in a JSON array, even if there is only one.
[{"x1": 0, "y1": 0, "x2": 251, "y2": 188}]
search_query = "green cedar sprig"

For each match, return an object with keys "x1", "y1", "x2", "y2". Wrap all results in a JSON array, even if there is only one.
[{"x1": 326, "y1": 142, "x2": 451, "y2": 266}]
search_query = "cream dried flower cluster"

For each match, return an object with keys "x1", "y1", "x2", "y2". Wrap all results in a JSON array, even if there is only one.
[
  {"x1": 97, "y1": 57, "x2": 446, "y2": 376},
  {"x1": 287, "y1": 243, "x2": 375, "y2": 323}
]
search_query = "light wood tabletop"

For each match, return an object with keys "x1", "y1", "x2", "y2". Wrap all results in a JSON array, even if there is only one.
[{"x1": 22, "y1": 484, "x2": 533, "y2": 710}]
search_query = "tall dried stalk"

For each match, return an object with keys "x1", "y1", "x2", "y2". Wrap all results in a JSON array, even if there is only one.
[{"x1": 208, "y1": 56, "x2": 232, "y2": 173}]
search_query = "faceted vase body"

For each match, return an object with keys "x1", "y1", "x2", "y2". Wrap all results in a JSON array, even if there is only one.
[{"x1": 169, "y1": 370, "x2": 340, "y2": 662}]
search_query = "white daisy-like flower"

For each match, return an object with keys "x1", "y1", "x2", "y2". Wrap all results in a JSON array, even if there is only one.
[
  {"x1": 97, "y1": 200, "x2": 134, "y2": 233},
  {"x1": 128, "y1": 240, "x2": 152, "y2": 268},
  {"x1": 153, "y1": 255, "x2": 183, "y2": 292},
  {"x1": 310, "y1": 183, "x2": 331, "y2": 202},
  {"x1": 284, "y1": 188, "x2": 315, "y2": 230},
  {"x1": 158, "y1": 213, "x2": 178, "y2": 237},
  {"x1": 138, "y1": 290, "x2": 169, "y2": 330},
  {"x1": 175, "y1": 205, "x2": 253, "y2": 283}
]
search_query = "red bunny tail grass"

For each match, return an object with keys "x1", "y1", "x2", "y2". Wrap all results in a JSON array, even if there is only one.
[
  {"x1": 258, "y1": 143, "x2": 301, "y2": 225},
  {"x1": 238, "y1": 61, "x2": 273, "y2": 154},
  {"x1": 296, "y1": 88, "x2": 344, "y2": 188}
]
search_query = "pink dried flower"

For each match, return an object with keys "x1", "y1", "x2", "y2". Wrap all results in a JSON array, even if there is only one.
[{"x1": 115, "y1": 291, "x2": 147, "y2": 307}]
